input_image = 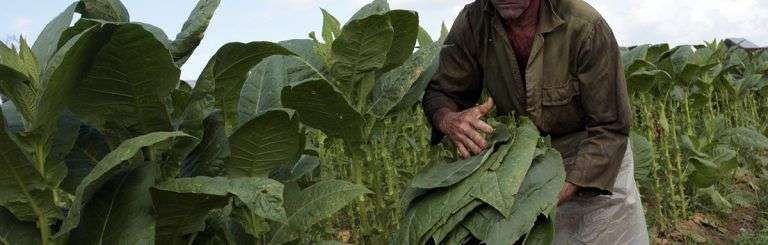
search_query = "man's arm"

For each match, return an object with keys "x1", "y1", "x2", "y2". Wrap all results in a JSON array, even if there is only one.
[
  {"x1": 568, "y1": 18, "x2": 631, "y2": 193},
  {"x1": 422, "y1": 8, "x2": 493, "y2": 158}
]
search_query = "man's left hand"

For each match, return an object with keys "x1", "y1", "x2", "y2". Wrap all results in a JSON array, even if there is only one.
[{"x1": 557, "y1": 182, "x2": 579, "y2": 206}]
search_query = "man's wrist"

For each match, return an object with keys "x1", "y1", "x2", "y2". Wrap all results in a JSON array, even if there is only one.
[{"x1": 434, "y1": 108, "x2": 456, "y2": 133}]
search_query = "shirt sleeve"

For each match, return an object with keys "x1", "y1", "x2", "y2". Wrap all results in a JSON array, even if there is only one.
[
  {"x1": 568, "y1": 18, "x2": 632, "y2": 192},
  {"x1": 421, "y1": 8, "x2": 484, "y2": 144}
]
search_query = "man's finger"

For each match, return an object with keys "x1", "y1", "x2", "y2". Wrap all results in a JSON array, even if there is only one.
[
  {"x1": 475, "y1": 98, "x2": 495, "y2": 116},
  {"x1": 457, "y1": 133, "x2": 483, "y2": 154},
  {"x1": 456, "y1": 141, "x2": 470, "y2": 159},
  {"x1": 465, "y1": 128, "x2": 487, "y2": 150},
  {"x1": 471, "y1": 119, "x2": 494, "y2": 134}
]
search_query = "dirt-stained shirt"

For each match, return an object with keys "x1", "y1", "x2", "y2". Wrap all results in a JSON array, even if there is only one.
[{"x1": 422, "y1": 0, "x2": 631, "y2": 192}]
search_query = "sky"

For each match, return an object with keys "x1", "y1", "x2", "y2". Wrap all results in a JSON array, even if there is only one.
[{"x1": 1, "y1": 0, "x2": 767, "y2": 80}]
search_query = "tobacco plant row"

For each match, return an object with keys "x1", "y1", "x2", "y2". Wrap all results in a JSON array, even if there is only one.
[{"x1": 2, "y1": 0, "x2": 768, "y2": 244}]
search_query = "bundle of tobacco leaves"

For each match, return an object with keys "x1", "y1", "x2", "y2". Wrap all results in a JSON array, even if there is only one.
[{"x1": 394, "y1": 118, "x2": 566, "y2": 245}]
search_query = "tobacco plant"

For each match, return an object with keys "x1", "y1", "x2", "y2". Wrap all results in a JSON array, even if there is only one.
[{"x1": 0, "y1": 0, "x2": 371, "y2": 244}]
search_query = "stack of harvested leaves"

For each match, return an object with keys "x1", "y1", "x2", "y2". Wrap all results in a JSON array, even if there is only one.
[{"x1": 394, "y1": 118, "x2": 566, "y2": 244}]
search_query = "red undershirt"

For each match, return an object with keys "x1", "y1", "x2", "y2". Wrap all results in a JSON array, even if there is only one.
[{"x1": 504, "y1": 0, "x2": 541, "y2": 76}]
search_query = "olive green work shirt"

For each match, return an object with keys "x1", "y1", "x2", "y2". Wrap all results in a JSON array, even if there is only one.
[{"x1": 422, "y1": 0, "x2": 631, "y2": 192}]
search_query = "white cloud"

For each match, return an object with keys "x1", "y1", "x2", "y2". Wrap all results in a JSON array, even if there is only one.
[
  {"x1": 11, "y1": 17, "x2": 32, "y2": 32},
  {"x1": 584, "y1": 0, "x2": 768, "y2": 46}
]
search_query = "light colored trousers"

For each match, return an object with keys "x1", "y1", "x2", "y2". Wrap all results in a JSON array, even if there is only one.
[{"x1": 554, "y1": 144, "x2": 650, "y2": 245}]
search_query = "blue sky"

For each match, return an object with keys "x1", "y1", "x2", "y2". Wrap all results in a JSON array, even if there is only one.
[{"x1": 2, "y1": 0, "x2": 767, "y2": 80}]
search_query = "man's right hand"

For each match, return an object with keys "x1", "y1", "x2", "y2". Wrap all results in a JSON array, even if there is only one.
[{"x1": 436, "y1": 98, "x2": 495, "y2": 159}]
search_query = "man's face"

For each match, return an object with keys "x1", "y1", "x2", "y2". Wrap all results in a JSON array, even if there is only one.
[{"x1": 490, "y1": 0, "x2": 532, "y2": 20}]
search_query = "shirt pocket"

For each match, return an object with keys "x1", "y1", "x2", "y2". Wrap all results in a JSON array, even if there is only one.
[
  {"x1": 539, "y1": 79, "x2": 583, "y2": 134},
  {"x1": 542, "y1": 80, "x2": 579, "y2": 106}
]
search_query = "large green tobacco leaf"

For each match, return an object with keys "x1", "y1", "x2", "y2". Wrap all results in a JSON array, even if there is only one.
[
  {"x1": 30, "y1": 25, "x2": 102, "y2": 137},
  {"x1": 181, "y1": 111, "x2": 228, "y2": 177},
  {"x1": 37, "y1": 113, "x2": 80, "y2": 189},
  {"x1": 430, "y1": 200, "x2": 483, "y2": 243},
  {"x1": 279, "y1": 39, "x2": 327, "y2": 73},
  {"x1": 0, "y1": 111, "x2": 61, "y2": 223},
  {"x1": 368, "y1": 40, "x2": 440, "y2": 117},
  {"x1": 192, "y1": 41, "x2": 294, "y2": 135},
  {"x1": 349, "y1": 0, "x2": 390, "y2": 21},
  {"x1": 151, "y1": 176, "x2": 286, "y2": 244},
  {"x1": 271, "y1": 154, "x2": 321, "y2": 182},
  {"x1": 171, "y1": 81, "x2": 193, "y2": 124},
  {"x1": 67, "y1": 164, "x2": 156, "y2": 244},
  {"x1": 719, "y1": 127, "x2": 768, "y2": 150},
  {"x1": 60, "y1": 125, "x2": 109, "y2": 194},
  {"x1": 396, "y1": 120, "x2": 562, "y2": 244},
  {"x1": 66, "y1": 23, "x2": 179, "y2": 140},
  {"x1": 238, "y1": 54, "x2": 322, "y2": 125},
  {"x1": 396, "y1": 127, "x2": 515, "y2": 244},
  {"x1": 0, "y1": 207, "x2": 41, "y2": 245},
  {"x1": 228, "y1": 110, "x2": 304, "y2": 177},
  {"x1": 269, "y1": 180, "x2": 371, "y2": 244},
  {"x1": 380, "y1": 10, "x2": 419, "y2": 73},
  {"x1": 171, "y1": 0, "x2": 221, "y2": 66},
  {"x1": 281, "y1": 78, "x2": 365, "y2": 142},
  {"x1": 466, "y1": 149, "x2": 565, "y2": 244},
  {"x1": 486, "y1": 119, "x2": 540, "y2": 215},
  {"x1": 31, "y1": 2, "x2": 78, "y2": 74},
  {"x1": 630, "y1": 132, "x2": 653, "y2": 187},
  {"x1": 331, "y1": 14, "x2": 393, "y2": 98},
  {"x1": 57, "y1": 131, "x2": 191, "y2": 238},
  {"x1": 78, "y1": 0, "x2": 130, "y2": 22},
  {"x1": 408, "y1": 127, "x2": 511, "y2": 190},
  {"x1": 522, "y1": 216, "x2": 555, "y2": 245}
]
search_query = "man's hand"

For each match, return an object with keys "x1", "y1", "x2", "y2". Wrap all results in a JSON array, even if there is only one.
[
  {"x1": 437, "y1": 98, "x2": 495, "y2": 159},
  {"x1": 557, "y1": 182, "x2": 579, "y2": 206}
]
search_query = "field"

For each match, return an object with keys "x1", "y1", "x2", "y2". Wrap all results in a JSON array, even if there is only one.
[{"x1": 1, "y1": 0, "x2": 767, "y2": 244}]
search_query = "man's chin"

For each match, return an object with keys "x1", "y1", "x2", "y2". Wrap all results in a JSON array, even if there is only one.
[{"x1": 497, "y1": 8, "x2": 525, "y2": 19}]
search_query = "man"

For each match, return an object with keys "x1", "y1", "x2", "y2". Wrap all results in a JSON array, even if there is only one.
[{"x1": 421, "y1": 0, "x2": 649, "y2": 243}]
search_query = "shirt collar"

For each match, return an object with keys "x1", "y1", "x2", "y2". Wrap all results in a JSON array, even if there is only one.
[{"x1": 482, "y1": 0, "x2": 565, "y2": 34}]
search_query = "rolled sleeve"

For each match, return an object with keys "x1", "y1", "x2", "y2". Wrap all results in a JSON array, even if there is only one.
[
  {"x1": 568, "y1": 18, "x2": 631, "y2": 192},
  {"x1": 422, "y1": 8, "x2": 483, "y2": 144}
]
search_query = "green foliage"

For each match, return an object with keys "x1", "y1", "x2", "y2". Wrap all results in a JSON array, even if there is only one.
[{"x1": 0, "y1": 1, "x2": 372, "y2": 244}]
